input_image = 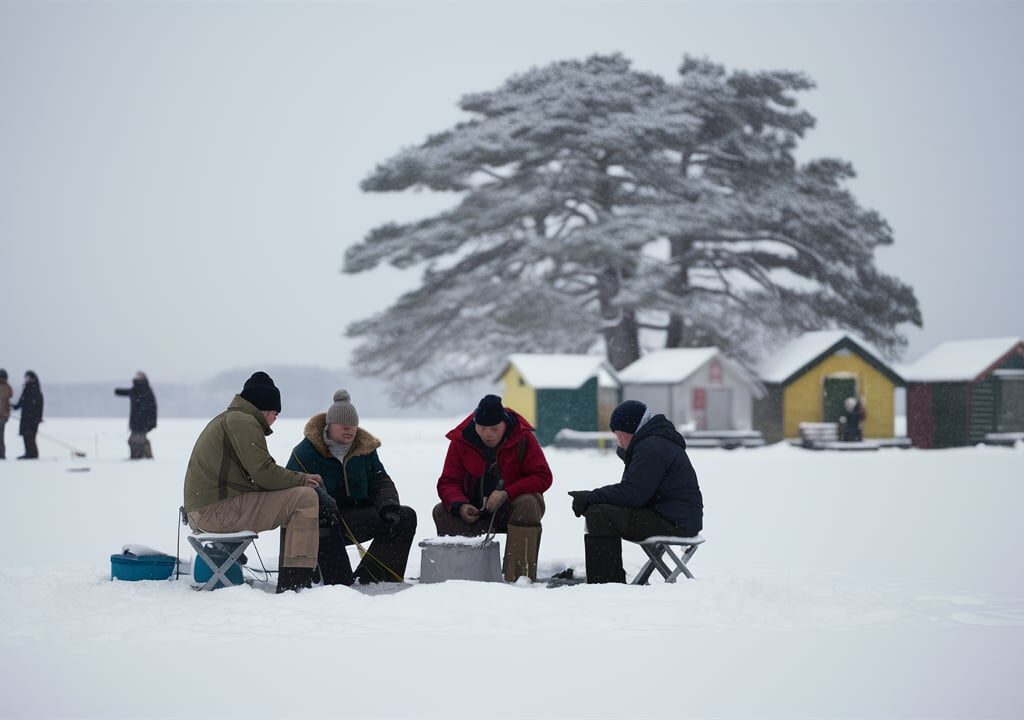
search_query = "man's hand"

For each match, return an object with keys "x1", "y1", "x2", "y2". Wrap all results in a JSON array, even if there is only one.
[
  {"x1": 314, "y1": 484, "x2": 341, "y2": 528},
  {"x1": 304, "y1": 474, "x2": 324, "y2": 487},
  {"x1": 568, "y1": 490, "x2": 592, "y2": 518},
  {"x1": 380, "y1": 508, "x2": 402, "y2": 538},
  {"x1": 459, "y1": 503, "x2": 481, "y2": 524},
  {"x1": 484, "y1": 489, "x2": 508, "y2": 513}
]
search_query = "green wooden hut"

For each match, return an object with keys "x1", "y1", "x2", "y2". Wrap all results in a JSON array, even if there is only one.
[
  {"x1": 496, "y1": 354, "x2": 620, "y2": 446},
  {"x1": 904, "y1": 337, "x2": 1024, "y2": 448}
]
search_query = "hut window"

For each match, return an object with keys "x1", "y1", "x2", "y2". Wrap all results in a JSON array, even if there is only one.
[{"x1": 709, "y1": 360, "x2": 722, "y2": 383}]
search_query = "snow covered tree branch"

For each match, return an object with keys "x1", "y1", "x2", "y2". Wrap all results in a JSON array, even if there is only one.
[{"x1": 342, "y1": 52, "x2": 921, "y2": 403}]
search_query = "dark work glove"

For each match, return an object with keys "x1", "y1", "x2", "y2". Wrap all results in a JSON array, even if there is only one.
[
  {"x1": 314, "y1": 484, "x2": 341, "y2": 529},
  {"x1": 568, "y1": 490, "x2": 592, "y2": 518},
  {"x1": 380, "y1": 508, "x2": 402, "y2": 538}
]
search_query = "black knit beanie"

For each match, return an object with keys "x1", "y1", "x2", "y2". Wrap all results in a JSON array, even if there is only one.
[
  {"x1": 609, "y1": 400, "x2": 647, "y2": 434},
  {"x1": 240, "y1": 371, "x2": 282, "y2": 413},
  {"x1": 474, "y1": 394, "x2": 509, "y2": 427}
]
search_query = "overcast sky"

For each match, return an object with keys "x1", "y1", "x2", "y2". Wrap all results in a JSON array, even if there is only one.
[{"x1": 2, "y1": 0, "x2": 1021, "y2": 385}]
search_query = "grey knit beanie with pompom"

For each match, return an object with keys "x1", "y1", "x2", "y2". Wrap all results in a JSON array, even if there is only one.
[{"x1": 326, "y1": 389, "x2": 359, "y2": 427}]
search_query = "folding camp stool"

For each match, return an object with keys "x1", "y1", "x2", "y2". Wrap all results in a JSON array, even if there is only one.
[
  {"x1": 631, "y1": 535, "x2": 705, "y2": 585},
  {"x1": 187, "y1": 531, "x2": 257, "y2": 591}
]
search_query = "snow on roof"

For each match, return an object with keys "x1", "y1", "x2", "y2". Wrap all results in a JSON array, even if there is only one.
[
  {"x1": 756, "y1": 330, "x2": 889, "y2": 384},
  {"x1": 617, "y1": 347, "x2": 720, "y2": 384},
  {"x1": 901, "y1": 337, "x2": 1024, "y2": 382},
  {"x1": 502, "y1": 353, "x2": 618, "y2": 390}
]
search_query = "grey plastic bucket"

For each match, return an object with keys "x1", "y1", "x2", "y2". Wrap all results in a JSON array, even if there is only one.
[{"x1": 418, "y1": 537, "x2": 502, "y2": 583}]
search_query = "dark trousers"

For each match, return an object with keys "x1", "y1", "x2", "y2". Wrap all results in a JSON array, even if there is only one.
[
  {"x1": 583, "y1": 504, "x2": 693, "y2": 584},
  {"x1": 317, "y1": 505, "x2": 418, "y2": 584},
  {"x1": 21, "y1": 429, "x2": 38, "y2": 459},
  {"x1": 0, "y1": 417, "x2": 6, "y2": 459},
  {"x1": 128, "y1": 431, "x2": 150, "y2": 459}
]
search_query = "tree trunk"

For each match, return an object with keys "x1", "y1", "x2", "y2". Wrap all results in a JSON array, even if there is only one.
[
  {"x1": 665, "y1": 235, "x2": 694, "y2": 348},
  {"x1": 597, "y1": 263, "x2": 640, "y2": 370},
  {"x1": 665, "y1": 313, "x2": 684, "y2": 348},
  {"x1": 603, "y1": 309, "x2": 640, "y2": 370}
]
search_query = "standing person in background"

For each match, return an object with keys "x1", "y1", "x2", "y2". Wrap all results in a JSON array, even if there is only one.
[
  {"x1": 0, "y1": 369, "x2": 11, "y2": 460},
  {"x1": 838, "y1": 396, "x2": 865, "y2": 442},
  {"x1": 12, "y1": 371, "x2": 43, "y2": 460},
  {"x1": 115, "y1": 371, "x2": 158, "y2": 459}
]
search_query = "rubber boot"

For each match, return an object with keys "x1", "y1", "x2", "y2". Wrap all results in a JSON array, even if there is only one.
[
  {"x1": 128, "y1": 437, "x2": 146, "y2": 460},
  {"x1": 503, "y1": 523, "x2": 542, "y2": 582},
  {"x1": 584, "y1": 534, "x2": 626, "y2": 584},
  {"x1": 276, "y1": 566, "x2": 314, "y2": 593},
  {"x1": 318, "y1": 532, "x2": 354, "y2": 586}
]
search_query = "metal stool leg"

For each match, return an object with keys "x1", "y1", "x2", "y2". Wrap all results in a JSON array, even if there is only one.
[
  {"x1": 631, "y1": 545, "x2": 660, "y2": 586},
  {"x1": 631, "y1": 540, "x2": 702, "y2": 584},
  {"x1": 647, "y1": 545, "x2": 678, "y2": 582},
  {"x1": 188, "y1": 536, "x2": 253, "y2": 590}
]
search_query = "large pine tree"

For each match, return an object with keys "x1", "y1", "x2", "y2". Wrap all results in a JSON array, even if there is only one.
[{"x1": 344, "y1": 54, "x2": 920, "y2": 402}]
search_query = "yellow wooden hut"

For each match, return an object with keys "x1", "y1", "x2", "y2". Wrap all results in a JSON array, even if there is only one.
[{"x1": 753, "y1": 331, "x2": 904, "y2": 442}]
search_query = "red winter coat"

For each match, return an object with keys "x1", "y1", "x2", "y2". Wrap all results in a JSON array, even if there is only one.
[{"x1": 437, "y1": 409, "x2": 553, "y2": 510}]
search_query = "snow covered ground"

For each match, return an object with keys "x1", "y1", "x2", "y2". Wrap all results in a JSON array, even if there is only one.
[{"x1": 1, "y1": 417, "x2": 1022, "y2": 719}]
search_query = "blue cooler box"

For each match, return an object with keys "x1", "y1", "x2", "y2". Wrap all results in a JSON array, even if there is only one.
[
  {"x1": 193, "y1": 554, "x2": 243, "y2": 589},
  {"x1": 110, "y1": 553, "x2": 176, "y2": 581}
]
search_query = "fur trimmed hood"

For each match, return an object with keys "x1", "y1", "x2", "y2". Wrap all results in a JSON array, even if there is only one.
[{"x1": 303, "y1": 413, "x2": 381, "y2": 460}]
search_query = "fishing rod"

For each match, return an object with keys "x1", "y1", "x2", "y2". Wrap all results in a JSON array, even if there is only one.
[{"x1": 9, "y1": 412, "x2": 87, "y2": 458}]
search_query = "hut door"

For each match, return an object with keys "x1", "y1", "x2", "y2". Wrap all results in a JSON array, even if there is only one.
[
  {"x1": 997, "y1": 375, "x2": 1024, "y2": 432},
  {"x1": 932, "y1": 383, "x2": 968, "y2": 448},
  {"x1": 706, "y1": 388, "x2": 733, "y2": 430},
  {"x1": 823, "y1": 377, "x2": 856, "y2": 422}
]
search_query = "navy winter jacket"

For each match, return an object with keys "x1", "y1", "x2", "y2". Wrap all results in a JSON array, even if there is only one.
[{"x1": 589, "y1": 414, "x2": 703, "y2": 533}]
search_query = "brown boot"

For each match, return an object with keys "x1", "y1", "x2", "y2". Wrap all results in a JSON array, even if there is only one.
[{"x1": 503, "y1": 523, "x2": 542, "y2": 582}]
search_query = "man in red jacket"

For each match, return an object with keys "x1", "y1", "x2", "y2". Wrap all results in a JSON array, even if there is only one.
[{"x1": 433, "y1": 395, "x2": 552, "y2": 582}]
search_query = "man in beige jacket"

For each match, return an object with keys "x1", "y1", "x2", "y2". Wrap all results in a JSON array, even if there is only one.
[
  {"x1": 0, "y1": 369, "x2": 11, "y2": 460},
  {"x1": 183, "y1": 371, "x2": 323, "y2": 592}
]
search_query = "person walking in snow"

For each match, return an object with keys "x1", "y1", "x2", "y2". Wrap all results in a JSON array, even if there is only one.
[
  {"x1": 286, "y1": 389, "x2": 417, "y2": 585},
  {"x1": 183, "y1": 371, "x2": 325, "y2": 593},
  {"x1": 569, "y1": 399, "x2": 703, "y2": 584},
  {"x1": 0, "y1": 369, "x2": 11, "y2": 460},
  {"x1": 12, "y1": 370, "x2": 43, "y2": 460},
  {"x1": 433, "y1": 394, "x2": 552, "y2": 582},
  {"x1": 115, "y1": 371, "x2": 157, "y2": 459}
]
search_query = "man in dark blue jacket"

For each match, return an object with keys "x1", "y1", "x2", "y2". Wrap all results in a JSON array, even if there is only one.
[
  {"x1": 114, "y1": 371, "x2": 157, "y2": 459},
  {"x1": 571, "y1": 400, "x2": 703, "y2": 584}
]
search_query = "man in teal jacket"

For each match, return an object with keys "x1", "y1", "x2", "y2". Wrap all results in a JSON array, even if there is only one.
[{"x1": 287, "y1": 389, "x2": 416, "y2": 584}]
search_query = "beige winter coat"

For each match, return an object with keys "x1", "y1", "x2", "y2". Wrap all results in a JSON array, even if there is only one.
[{"x1": 0, "y1": 381, "x2": 11, "y2": 420}]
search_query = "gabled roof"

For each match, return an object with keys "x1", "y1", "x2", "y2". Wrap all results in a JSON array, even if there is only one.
[
  {"x1": 498, "y1": 354, "x2": 619, "y2": 390},
  {"x1": 618, "y1": 347, "x2": 719, "y2": 384},
  {"x1": 756, "y1": 330, "x2": 903, "y2": 386},
  {"x1": 618, "y1": 347, "x2": 764, "y2": 396},
  {"x1": 901, "y1": 337, "x2": 1024, "y2": 383}
]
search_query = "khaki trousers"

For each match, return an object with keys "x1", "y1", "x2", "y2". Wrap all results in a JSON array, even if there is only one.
[{"x1": 187, "y1": 487, "x2": 319, "y2": 569}]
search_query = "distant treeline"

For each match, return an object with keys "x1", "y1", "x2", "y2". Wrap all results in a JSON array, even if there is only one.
[{"x1": 43, "y1": 366, "x2": 489, "y2": 419}]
